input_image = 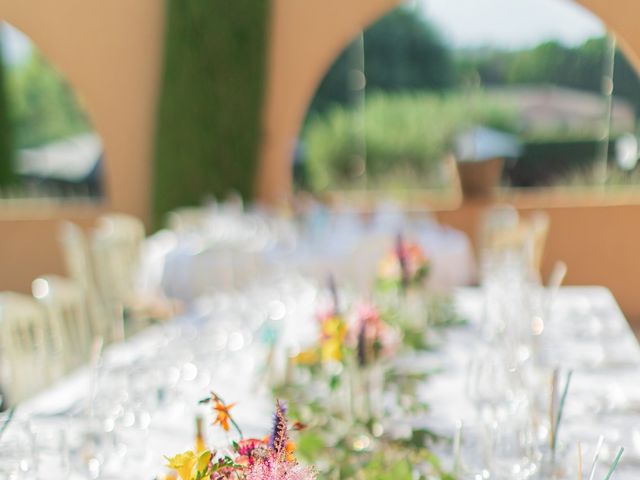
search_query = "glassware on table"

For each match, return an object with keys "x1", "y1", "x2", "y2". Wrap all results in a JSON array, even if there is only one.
[
  {"x1": 30, "y1": 416, "x2": 71, "y2": 479},
  {"x1": 0, "y1": 418, "x2": 34, "y2": 480},
  {"x1": 487, "y1": 407, "x2": 538, "y2": 480}
]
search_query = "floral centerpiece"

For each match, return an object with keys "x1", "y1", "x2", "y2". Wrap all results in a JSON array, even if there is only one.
[
  {"x1": 271, "y1": 284, "x2": 457, "y2": 479},
  {"x1": 373, "y1": 234, "x2": 465, "y2": 350},
  {"x1": 376, "y1": 234, "x2": 430, "y2": 294},
  {"x1": 165, "y1": 393, "x2": 316, "y2": 480},
  {"x1": 293, "y1": 300, "x2": 398, "y2": 371}
]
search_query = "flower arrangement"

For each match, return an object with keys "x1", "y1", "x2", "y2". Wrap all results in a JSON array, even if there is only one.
[
  {"x1": 271, "y1": 285, "x2": 459, "y2": 480},
  {"x1": 376, "y1": 234, "x2": 430, "y2": 293},
  {"x1": 164, "y1": 393, "x2": 316, "y2": 480},
  {"x1": 293, "y1": 301, "x2": 398, "y2": 369},
  {"x1": 352, "y1": 302, "x2": 399, "y2": 367}
]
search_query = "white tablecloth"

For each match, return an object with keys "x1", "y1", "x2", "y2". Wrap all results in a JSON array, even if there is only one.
[{"x1": 16, "y1": 286, "x2": 640, "y2": 479}]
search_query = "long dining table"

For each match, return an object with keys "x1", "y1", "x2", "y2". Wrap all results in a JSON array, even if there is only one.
[{"x1": 11, "y1": 284, "x2": 640, "y2": 479}]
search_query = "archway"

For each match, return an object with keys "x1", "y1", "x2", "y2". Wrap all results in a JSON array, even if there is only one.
[
  {"x1": 258, "y1": 0, "x2": 640, "y2": 205},
  {"x1": 0, "y1": 0, "x2": 163, "y2": 296},
  {"x1": 0, "y1": 0, "x2": 164, "y2": 221},
  {"x1": 0, "y1": 22, "x2": 104, "y2": 198},
  {"x1": 297, "y1": 1, "x2": 640, "y2": 194}
]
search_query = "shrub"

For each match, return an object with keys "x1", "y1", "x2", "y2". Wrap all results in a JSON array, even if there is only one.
[{"x1": 303, "y1": 91, "x2": 518, "y2": 191}]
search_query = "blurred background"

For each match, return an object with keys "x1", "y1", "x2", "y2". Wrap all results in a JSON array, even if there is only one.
[{"x1": 1, "y1": 0, "x2": 640, "y2": 322}]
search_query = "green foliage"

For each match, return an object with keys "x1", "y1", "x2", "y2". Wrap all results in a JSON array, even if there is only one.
[
  {"x1": 304, "y1": 91, "x2": 518, "y2": 191},
  {"x1": 462, "y1": 37, "x2": 640, "y2": 113},
  {"x1": 508, "y1": 139, "x2": 614, "y2": 187},
  {"x1": 0, "y1": 43, "x2": 13, "y2": 186},
  {"x1": 296, "y1": 432, "x2": 326, "y2": 463},
  {"x1": 153, "y1": 0, "x2": 269, "y2": 227},
  {"x1": 8, "y1": 52, "x2": 91, "y2": 149},
  {"x1": 309, "y1": 7, "x2": 454, "y2": 116},
  {"x1": 361, "y1": 452, "x2": 413, "y2": 480}
]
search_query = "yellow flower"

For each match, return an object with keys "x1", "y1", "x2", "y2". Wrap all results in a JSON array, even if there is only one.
[
  {"x1": 378, "y1": 254, "x2": 401, "y2": 279},
  {"x1": 165, "y1": 450, "x2": 212, "y2": 480},
  {"x1": 293, "y1": 348, "x2": 319, "y2": 365},
  {"x1": 213, "y1": 399, "x2": 236, "y2": 432},
  {"x1": 165, "y1": 451, "x2": 196, "y2": 480},
  {"x1": 196, "y1": 450, "x2": 212, "y2": 473},
  {"x1": 321, "y1": 316, "x2": 347, "y2": 341},
  {"x1": 321, "y1": 337, "x2": 343, "y2": 362}
]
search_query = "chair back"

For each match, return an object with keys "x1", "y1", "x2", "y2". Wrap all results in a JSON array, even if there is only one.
[
  {"x1": 91, "y1": 213, "x2": 145, "y2": 308},
  {"x1": 0, "y1": 292, "x2": 51, "y2": 405},
  {"x1": 167, "y1": 207, "x2": 209, "y2": 233},
  {"x1": 32, "y1": 275, "x2": 92, "y2": 371},
  {"x1": 59, "y1": 222, "x2": 118, "y2": 342}
]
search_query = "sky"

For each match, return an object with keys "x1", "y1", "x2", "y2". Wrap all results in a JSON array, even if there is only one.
[
  {"x1": 0, "y1": 23, "x2": 31, "y2": 66},
  {"x1": 0, "y1": 1, "x2": 608, "y2": 65},
  {"x1": 420, "y1": 0, "x2": 606, "y2": 49}
]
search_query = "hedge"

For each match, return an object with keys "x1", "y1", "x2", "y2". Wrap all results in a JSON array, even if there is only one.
[{"x1": 152, "y1": 0, "x2": 269, "y2": 227}]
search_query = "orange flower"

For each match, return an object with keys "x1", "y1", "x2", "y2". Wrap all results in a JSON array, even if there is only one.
[
  {"x1": 212, "y1": 399, "x2": 236, "y2": 432},
  {"x1": 285, "y1": 439, "x2": 296, "y2": 462}
]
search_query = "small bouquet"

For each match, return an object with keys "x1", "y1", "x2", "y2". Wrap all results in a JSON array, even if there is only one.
[
  {"x1": 351, "y1": 302, "x2": 400, "y2": 367},
  {"x1": 376, "y1": 234, "x2": 430, "y2": 293},
  {"x1": 165, "y1": 393, "x2": 316, "y2": 480},
  {"x1": 293, "y1": 301, "x2": 398, "y2": 369}
]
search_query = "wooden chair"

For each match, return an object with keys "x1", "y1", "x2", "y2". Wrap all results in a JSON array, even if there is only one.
[
  {"x1": 59, "y1": 222, "x2": 120, "y2": 342},
  {"x1": 32, "y1": 275, "x2": 92, "y2": 371},
  {"x1": 0, "y1": 292, "x2": 53, "y2": 405}
]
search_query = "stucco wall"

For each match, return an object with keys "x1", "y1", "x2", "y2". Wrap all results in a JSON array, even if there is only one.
[
  {"x1": 0, "y1": 0, "x2": 164, "y2": 293},
  {"x1": 2, "y1": 0, "x2": 640, "y2": 323},
  {"x1": 435, "y1": 193, "x2": 640, "y2": 325}
]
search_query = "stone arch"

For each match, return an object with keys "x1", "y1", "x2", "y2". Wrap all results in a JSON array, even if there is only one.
[{"x1": 258, "y1": 0, "x2": 640, "y2": 205}]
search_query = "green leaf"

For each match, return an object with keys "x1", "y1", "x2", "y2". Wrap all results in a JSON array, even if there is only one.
[{"x1": 296, "y1": 432, "x2": 326, "y2": 462}]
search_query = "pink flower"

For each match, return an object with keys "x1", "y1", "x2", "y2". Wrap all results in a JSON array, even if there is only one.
[
  {"x1": 351, "y1": 302, "x2": 399, "y2": 364},
  {"x1": 245, "y1": 453, "x2": 316, "y2": 480}
]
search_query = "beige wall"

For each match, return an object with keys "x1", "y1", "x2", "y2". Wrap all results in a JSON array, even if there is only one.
[
  {"x1": 435, "y1": 193, "x2": 640, "y2": 324},
  {"x1": 0, "y1": 0, "x2": 165, "y2": 221},
  {"x1": 2, "y1": 0, "x2": 640, "y2": 323},
  {"x1": 0, "y1": 0, "x2": 164, "y2": 293}
]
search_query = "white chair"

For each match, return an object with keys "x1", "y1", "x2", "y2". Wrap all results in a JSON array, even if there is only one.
[
  {"x1": 59, "y1": 222, "x2": 119, "y2": 343},
  {"x1": 0, "y1": 292, "x2": 53, "y2": 405},
  {"x1": 92, "y1": 213, "x2": 176, "y2": 334},
  {"x1": 32, "y1": 275, "x2": 92, "y2": 371},
  {"x1": 167, "y1": 207, "x2": 209, "y2": 233},
  {"x1": 92, "y1": 214, "x2": 145, "y2": 307}
]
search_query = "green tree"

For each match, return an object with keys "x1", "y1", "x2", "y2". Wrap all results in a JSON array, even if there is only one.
[
  {"x1": 506, "y1": 41, "x2": 569, "y2": 84},
  {"x1": 465, "y1": 37, "x2": 640, "y2": 114},
  {"x1": 308, "y1": 7, "x2": 454, "y2": 116},
  {"x1": 0, "y1": 41, "x2": 13, "y2": 186},
  {"x1": 153, "y1": 0, "x2": 269, "y2": 228},
  {"x1": 8, "y1": 52, "x2": 91, "y2": 149}
]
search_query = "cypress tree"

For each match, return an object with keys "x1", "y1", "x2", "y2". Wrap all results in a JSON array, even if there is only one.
[
  {"x1": 0, "y1": 33, "x2": 14, "y2": 187},
  {"x1": 152, "y1": 0, "x2": 269, "y2": 228}
]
